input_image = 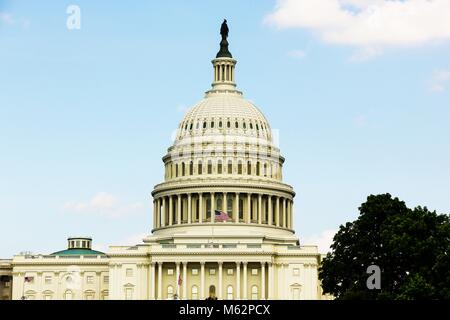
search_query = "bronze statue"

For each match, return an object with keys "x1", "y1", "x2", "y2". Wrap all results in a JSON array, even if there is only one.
[
  {"x1": 216, "y1": 19, "x2": 232, "y2": 58},
  {"x1": 220, "y1": 19, "x2": 229, "y2": 41}
]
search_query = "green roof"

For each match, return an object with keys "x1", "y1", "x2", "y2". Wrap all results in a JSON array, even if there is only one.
[{"x1": 50, "y1": 248, "x2": 106, "y2": 256}]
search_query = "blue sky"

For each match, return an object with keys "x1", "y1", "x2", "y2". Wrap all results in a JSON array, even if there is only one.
[{"x1": 0, "y1": 0, "x2": 449, "y2": 256}]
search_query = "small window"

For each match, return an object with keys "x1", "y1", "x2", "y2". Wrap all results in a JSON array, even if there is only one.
[
  {"x1": 167, "y1": 285, "x2": 174, "y2": 299},
  {"x1": 191, "y1": 285, "x2": 199, "y2": 300},
  {"x1": 167, "y1": 269, "x2": 174, "y2": 275},
  {"x1": 235, "y1": 121, "x2": 239, "y2": 128},
  {"x1": 208, "y1": 160, "x2": 212, "y2": 174},
  {"x1": 126, "y1": 269, "x2": 133, "y2": 277},
  {"x1": 192, "y1": 269, "x2": 198, "y2": 275},
  {"x1": 209, "y1": 269, "x2": 216, "y2": 275},
  {"x1": 250, "y1": 123, "x2": 253, "y2": 129},
  {"x1": 219, "y1": 121, "x2": 223, "y2": 128},
  {"x1": 243, "y1": 122, "x2": 246, "y2": 129},
  {"x1": 211, "y1": 121, "x2": 214, "y2": 128},
  {"x1": 189, "y1": 123, "x2": 193, "y2": 130},
  {"x1": 227, "y1": 121, "x2": 231, "y2": 128},
  {"x1": 103, "y1": 276, "x2": 109, "y2": 284},
  {"x1": 203, "y1": 122, "x2": 207, "y2": 129},
  {"x1": 198, "y1": 161, "x2": 203, "y2": 175},
  {"x1": 45, "y1": 276, "x2": 52, "y2": 285},
  {"x1": 86, "y1": 276, "x2": 94, "y2": 284},
  {"x1": 218, "y1": 160, "x2": 223, "y2": 174},
  {"x1": 251, "y1": 285, "x2": 258, "y2": 300},
  {"x1": 227, "y1": 285, "x2": 234, "y2": 300},
  {"x1": 247, "y1": 161, "x2": 252, "y2": 175},
  {"x1": 227, "y1": 269, "x2": 234, "y2": 275},
  {"x1": 293, "y1": 268, "x2": 300, "y2": 276},
  {"x1": 251, "y1": 269, "x2": 258, "y2": 276},
  {"x1": 125, "y1": 288, "x2": 133, "y2": 300}
]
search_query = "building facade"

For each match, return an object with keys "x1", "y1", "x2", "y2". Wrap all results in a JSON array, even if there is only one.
[{"x1": 7, "y1": 22, "x2": 326, "y2": 300}]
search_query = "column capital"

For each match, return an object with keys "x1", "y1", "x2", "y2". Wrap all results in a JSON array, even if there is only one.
[
  {"x1": 242, "y1": 261, "x2": 248, "y2": 266},
  {"x1": 218, "y1": 261, "x2": 223, "y2": 266},
  {"x1": 200, "y1": 261, "x2": 206, "y2": 266},
  {"x1": 235, "y1": 261, "x2": 241, "y2": 267}
]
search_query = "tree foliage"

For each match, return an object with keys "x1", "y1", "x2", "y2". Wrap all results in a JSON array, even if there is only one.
[{"x1": 319, "y1": 194, "x2": 450, "y2": 300}]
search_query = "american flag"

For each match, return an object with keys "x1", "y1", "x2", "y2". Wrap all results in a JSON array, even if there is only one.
[{"x1": 215, "y1": 210, "x2": 230, "y2": 222}]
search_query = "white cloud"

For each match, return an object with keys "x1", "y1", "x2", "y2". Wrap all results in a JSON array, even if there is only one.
[
  {"x1": 428, "y1": 69, "x2": 450, "y2": 92},
  {"x1": 0, "y1": 12, "x2": 14, "y2": 25},
  {"x1": 63, "y1": 192, "x2": 145, "y2": 218},
  {"x1": 288, "y1": 49, "x2": 307, "y2": 59},
  {"x1": 354, "y1": 114, "x2": 368, "y2": 128},
  {"x1": 265, "y1": 0, "x2": 450, "y2": 59},
  {"x1": 303, "y1": 229, "x2": 337, "y2": 254}
]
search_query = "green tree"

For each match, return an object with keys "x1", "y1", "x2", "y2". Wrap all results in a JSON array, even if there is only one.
[{"x1": 319, "y1": 194, "x2": 450, "y2": 300}]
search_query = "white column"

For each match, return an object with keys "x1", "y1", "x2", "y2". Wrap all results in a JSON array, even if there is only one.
[
  {"x1": 199, "y1": 193, "x2": 203, "y2": 223},
  {"x1": 182, "y1": 262, "x2": 187, "y2": 299},
  {"x1": 258, "y1": 194, "x2": 262, "y2": 224},
  {"x1": 200, "y1": 262, "x2": 205, "y2": 299},
  {"x1": 211, "y1": 193, "x2": 215, "y2": 223},
  {"x1": 261, "y1": 262, "x2": 266, "y2": 300},
  {"x1": 268, "y1": 263, "x2": 273, "y2": 299},
  {"x1": 275, "y1": 197, "x2": 280, "y2": 227},
  {"x1": 169, "y1": 196, "x2": 173, "y2": 226},
  {"x1": 223, "y1": 192, "x2": 227, "y2": 213},
  {"x1": 153, "y1": 200, "x2": 157, "y2": 229},
  {"x1": 156, "y1": 198, "x2": 161, "y2": 228},
  {"x1": 268, "y1": 196, "x2": 273, "y2": 225},
  {"x1": 246, "y1": 194, "x2": 251, "y2": 223},
  {"x1": 218, "y1": 262, "x2": 223, "y2": 300},
  {"x1": 162, "y1": 197, "x2": 166, "y2": 227},
  {"x1": 242, "y1": 262, "x2": 248, "y2": 300},
  {"x1": 235, "y1": 193, "x2": 239, "y2": 223},
  {"x1": 188, "y1": 193, "x2": 192, "y2": 224},
  {"x1": 150, "y1": 263, "x2": 155, "y2": 300},
  {"x1": 236, "y1": 262, "x2": 241, "y2": 300},
  {"x1": 176, "y1": 262, "x2": 180, "y2": 298},
  {"x1": 282, "y1": 198, "x2": 287, "y2": 228},
  {"x1": 157, "y1": 262, "x2": 162, "y2": 300},
  {"x1": 177, "y1": 195, "x2": 182, "y2": 224}
]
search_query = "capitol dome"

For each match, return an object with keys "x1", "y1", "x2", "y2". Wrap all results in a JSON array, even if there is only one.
[{"x1": 150, "y1": 21, "x2": 296, "y2": 241}]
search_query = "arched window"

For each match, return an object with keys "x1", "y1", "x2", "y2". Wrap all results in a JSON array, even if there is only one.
[
  {"x1": 227, "y1": 121, "x2": 231, "y2": 128},
  {"x1": 256, "y1": 162, "x2": 261, "y2": 176},
  {"x1": 227, "y1": 197, "x2": 233, "y2": 213},
  {"x1": 189, "y1": 123, "x2": 193, "y2": 130},
  {"x1": 218, "y1": 160, "x2": 223, "y2": 174},
  {"x1": 182, "y1": 162, "x2": 186, "y2": 176},
  {"x1": 203, "y1": 121, "x2": 207, "y2": 129},
  {"x1": 228, "y1": 160, "x2": 233, "y2": 174},
  {"x1": 263, "y1": 163, "x2": 267, "y2": 177},
  {"x1": 189, "y1": 162, "x2": 193, "y2": 175},
  {"x1": 191, "y1": 285, "x2": 199, "y2": 300},
  {"x1": 235, "y1": 121, "x2": 239, "y2": 128},
  {"x1": 216, "y1": 196, "x2": 223, "y2": 212},
  {"x1": 238, "y1": 161, "x2": 243, "y2": 174},
  {"x1": 198, "y1": 161, "x2": 202, "y2": 175},
  {"x1": 227, "y1": 285, "x2": 234, "y2": 300},
  {"x1": 196, "y1": 122, "x2": 200, "y2": 129},
  {"x1": 243, "y1": 122, "x2": 247, "y2": 129},
  {"x1": 250, "y1": 123, "x2": 253, "y2": 129},
  {"x1": 167, "y1": 285, "x2": 174, "y2": 299},
  {"x1": 247, "y1": 161, "x2": 252, "y2": 175},
  {"x1": 208, "y1": 160, "x2": 212, "y2": 174},
  {"x1": 211, "y1": 121, "x2": 215, "y2": 128},
  {"x1": 251, "y1": 286, "x2": 258, "y2": 300},
  {"x1": 175, "y1": 164, "x2": 179, "y2": 177},
  {"x1": 64, "y1": 290, "x2": 73, "y2": 300},
  {"x1": 219, "y1": 121, "x2": 223, "y2": 128}
]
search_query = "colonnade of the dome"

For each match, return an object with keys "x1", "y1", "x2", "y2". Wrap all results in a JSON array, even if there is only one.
[{"x1": 153, "y1": 191, "x2": 293, "y2": 230}]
